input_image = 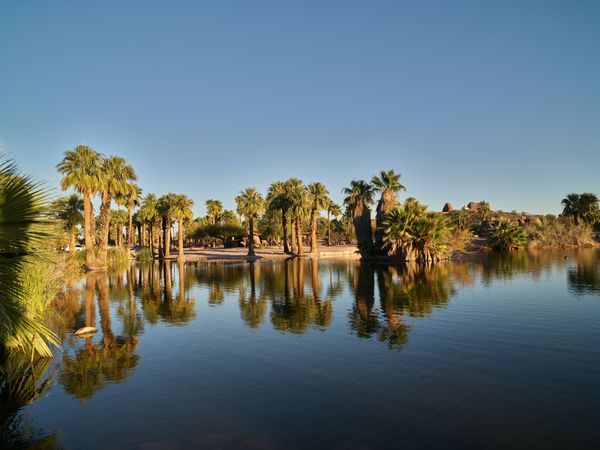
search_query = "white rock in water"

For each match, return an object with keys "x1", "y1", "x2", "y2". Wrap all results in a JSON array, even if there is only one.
[{"x1": 74, "y1": 326, "x2": 98, "y2": 337}]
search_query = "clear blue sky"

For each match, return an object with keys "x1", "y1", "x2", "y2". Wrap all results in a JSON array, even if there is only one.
[{"x1": 1, "y1": 0, "x2": 598, "y2": 215}]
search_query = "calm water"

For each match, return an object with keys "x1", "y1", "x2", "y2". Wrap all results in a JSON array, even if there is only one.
[{"x1": 2, "y1": 250, "x2": 600, "y2": 449}]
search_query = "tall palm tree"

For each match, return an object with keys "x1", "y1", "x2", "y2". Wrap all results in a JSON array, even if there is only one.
[
  {"x1": 327, "y1": 202, "x2": 342, "y2": 246},
  {"x1": 267, "y1": 181, "x2": 292, "y2": 254},
  {"x1": 235, "y1": 188, "x2": 265, "y2": 257},
  {"x1": 286, "y1": 178, "x2": 308, "y2": 256},
  {"x1": 139, "y1": 194, "x2": 160, "y2": 258},
  {"x1": 157, "y1": 193, "x2": 178, "y2": 258},
  {"x1": 562, "y1": 193, "x2": 581, "y2": 224},
  {"x1": 205, "y1": 199, "x2": 223, "y2": 225},
  {"x1": 96, "y1": 156, "x2": 137, "y2": 268},
  {"x1": 478, "y1": 201, "x2": 491, "y2": 220},
  {"x1": 110, "y1": 209, "x2": 129, "y2": 246},
  {"x1": 116, "y1": 183, "x2": 142, "y2": 248},
  {"x1": 343, "y1": 180, "x2": 375, "y2": 253},
  {"x1": 52, "y1": 194, "x2": 84, "y2": 254},
  {"x1": 307, "y1": 182, "x2": 330, "y2": 253},
  {"x1": 169, "y1": 194, "x2": 194, "y2": 261},
  {"x1": 371, "y1": 170, "x2": 405, "y2": 253},
  {"x1": 56, "y1": 145, "x2": 102, "y2": 268}
]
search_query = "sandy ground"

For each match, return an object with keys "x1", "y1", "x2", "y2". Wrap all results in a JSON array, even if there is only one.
[{"x1": 159, "y1": 244, "x2": 361, "y2": 262}]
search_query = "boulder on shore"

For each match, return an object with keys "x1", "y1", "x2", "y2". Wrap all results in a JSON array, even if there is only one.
[
  {"x1": 467, "y1": 202, "x2": 479, "y2": 211},
  {"x1": 442, "y1": 203, "x2": 453, "y2": 212}
]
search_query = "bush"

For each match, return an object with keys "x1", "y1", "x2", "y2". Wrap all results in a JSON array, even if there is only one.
[
  {"x1": 137, "y1": 247, "x2": 152, "y2": 263},
  {"x1": 107, "y1": 247, "x2": 131, "y2": 270},
  {"x1": 488, "y1": 220, "x2": 527, "y2": 250},
  {"x1": 526, "y1": 217, "x2": 595, "y2": 248}
]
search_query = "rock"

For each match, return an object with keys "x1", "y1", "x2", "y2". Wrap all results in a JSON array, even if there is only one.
[
  {"x1": 74, "y1": 326, "x2": 97, "y2": 337},
  {"x1": 442, "y1": 203, "x2": 453, "y2": 212},
  {"x1": 467, "y1": 202, "x2": 479, "y2": 211}
]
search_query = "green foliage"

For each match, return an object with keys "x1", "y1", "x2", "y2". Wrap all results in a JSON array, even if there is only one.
[
  {"x1": 235, "y1": 188, "x2": 265, "y2": 219},
  {"x1": 487, "y1": 220, "x2": 527, "y2": 251},
  {"x1": 107, "y1": 247, "x2": 130, "y2": 270},
  {"x1": 382, "y1": 200, "x2": 452, "y2": 261},
  {"x1": 193, "y1": 223, "x2": 246, "y2": 241},
  {"x1": 137, "y1": 248, "x2": 152, "y2": 263},
  {"x1": 561, "y1": 192, "x2": 599, "y2": 224},
  {"x1": 0, "y1": 157, "x2": 61, "y2": 357}
]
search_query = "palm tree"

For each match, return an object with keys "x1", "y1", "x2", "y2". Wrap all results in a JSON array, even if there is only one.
[
  {"x1": 327, "y1": 202, "x2": 342, "y2": 246},
  {"x1": 96, "y1": 156, "x2": 137, "y2": 269},
  {"x1": 52, "y1": 194, "x2": 84, "y2": 254},
  {"x1": 563, "y1": 193, "x2": 599, "y2": 224},
  {"x1": 343, "y1": 180, "x2": 375, "y2": 253},
  {"x1": 235, "y1": 188, "x2": 265, "y2": 257},
  {"x1": 478, "y1": 201, "x2": 491, "y2": 221},
  {"x1": 116, "y1": 183, "x2": 142, "y2": 248},
  {"x1": 139, "y1": 194, "x2": 160, "y2": 258},
  {"x1": 267, "y1": 181, "x2": 292, "y2": 254},
  {"x1": 169, "y1": 194, "x2": 194, "y2": 261},
  {"x1": 286, "y1": 178, "x2": 308, "y2": 256},
  {"x1": 0, "y1": 157, "x2": 59, "y2": 357},
  {"x1": 110, "y1": 209, "x2": 129, "y2": 246},
  {"x1": 157, "y1": 193, "x2": 178, "y2": 258},
  {"x1": 371, "y1": 170, "x2": 405, "y2": 253},
  {"x1": 562, "y1": 193, "x2": 582, "y2": 224},
  {"x1": 307, "y1": 182, "x2": 330, "y2": 253},
  {"x1": 56, "y1": 145, "x2": 102, "y2": 268},
  {"x1": 205, "y1": 199, "x2": 223, "y2": 225}
]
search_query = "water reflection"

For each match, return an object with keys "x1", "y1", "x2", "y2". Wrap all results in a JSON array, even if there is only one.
[
  {"x1": 568, "y1": 251, "x2": 600, "y2": 296},
  {"x1": 0, "y1": 249, "x2": 598, "y2": 449},
  {"x1": 60, "y1": 273, "x2": 140, "y2": 401}
]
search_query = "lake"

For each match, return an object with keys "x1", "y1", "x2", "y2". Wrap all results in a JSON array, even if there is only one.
[{"x1": 2, "y1": 250, "x2": 600, "y2": 449}]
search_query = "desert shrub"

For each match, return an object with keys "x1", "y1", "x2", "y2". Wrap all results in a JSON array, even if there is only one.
[
  {"x1": 488, "y1": 220, "x2": 527, "y2": 250},
  {"x1": 107, "y1": 247, "x2": 130, "y2": 270},
  {"x1": 526, "y1": 217, "x2": 595, "y2": 248},
  {"x1": 137, "y1": 247, "x2": 152, "y2": 263}
]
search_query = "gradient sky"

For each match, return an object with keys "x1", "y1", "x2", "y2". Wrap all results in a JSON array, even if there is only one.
[{"x1": 1, "y1": 0, "x2": 599, "y2": 216}]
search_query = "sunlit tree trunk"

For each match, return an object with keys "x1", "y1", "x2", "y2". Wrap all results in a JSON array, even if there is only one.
[
  {"x1": 248, "y1": 214, "x2": 256, "y2": 257},
  {"x1": 96, "y1": 194, "x2": 112, "y2": 269},
  {"x1": 282, "y1": 210, "x2": 290, "y2": 254},
  {"x1": 83, "y1": 191, "x2": 97, "y2": 267},
  {"x1": 290, "y1": 220, "x2": 296, "y2": 254},
  {"x1": 177, "y1": 218, "x2": 185, "y2": 261},
  {"x1": 309, "y1": 209, "x2": 318, "y2": 253},
  {"x1": 295, "y1": 216, "x2": 303, "y2": 255},
  {"x1": 327, "y1": 209, "x2": 331, "y2": 246}
]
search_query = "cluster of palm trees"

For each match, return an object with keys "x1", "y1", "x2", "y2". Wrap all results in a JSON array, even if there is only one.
[
  {"x1": 137, "y1": 193, "x2": 194, "y2": 261},
  {"x1": 56, "y1": 145, "x2": 194, "y2": 268},
  {"x1": 236, "y1": 179, "x2": 343, "y2": 257},
  {"x1": 561, "y1": 193, "x2": 599, "y2": 225},
  {"x1": 57, "y1": 145, "x2": 139, "y2": 270}
]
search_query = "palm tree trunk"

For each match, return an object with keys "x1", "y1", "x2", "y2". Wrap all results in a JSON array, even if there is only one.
[
  {"x1": 309, "y1": 209, "x2": 317, "y2": 253},
  {"x1": 295, "y1": 216, "x2": 303, "y2": 256},
  {"x1": 248, "y1": 215, "x2": 256, "y2": 257},
  {"x1": 290, "y1": 219, "x2": 296, "y2": 253},
  {"x1": 327, "y1": 210, "x2": 331, "y2": 246},
  {"x1": 83, "y1": 191, "x2": 96, "y2": 267},
  {"x1": 177, "y1": 218, "x2": 185, "y2": 261},
  {"x1": 149, "y1": 223, "x2": 155, "y2": 257},
  {"x1": 282, "y1": 210, "x2": 290, "y2": 254},
  {"x1": 69, "y1": 229, "x2": 77, "y2": 256},
  {"x1": 127, "y1": 207, "x2": 133, "y2": 247},
  {"x1": 96, "y1": 193, "x2": 112, "y2": 269}
]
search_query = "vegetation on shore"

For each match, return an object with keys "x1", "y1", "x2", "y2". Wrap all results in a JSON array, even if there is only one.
[{"x1": 1, "y1": 143, "x2": 598, "y2": 358}]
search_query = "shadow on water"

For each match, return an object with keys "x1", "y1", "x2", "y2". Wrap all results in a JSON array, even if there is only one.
[{"x1": 0, "y1": 249, "x2": 598, "y2": 448}]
